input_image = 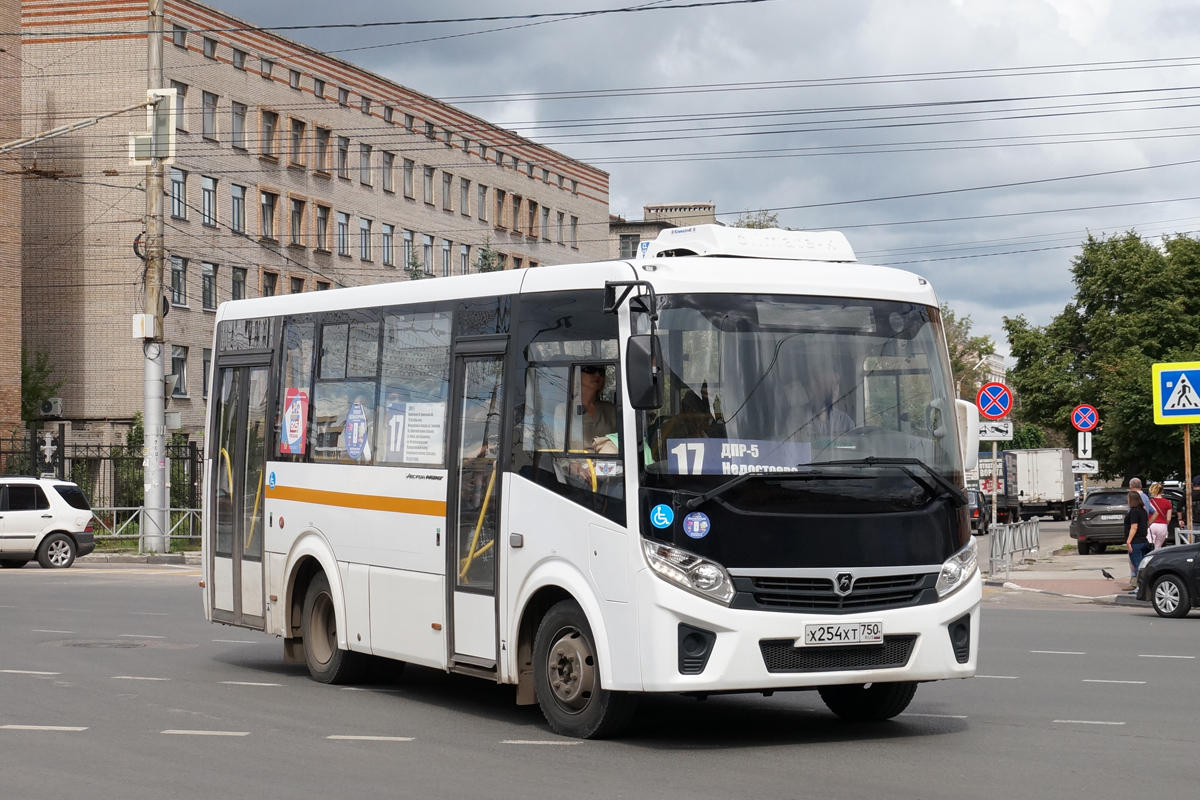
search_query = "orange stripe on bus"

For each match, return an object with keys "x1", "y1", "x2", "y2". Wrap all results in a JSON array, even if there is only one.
[{"x1": 267, "y1": 485, "x2": 446, "y2": 517}]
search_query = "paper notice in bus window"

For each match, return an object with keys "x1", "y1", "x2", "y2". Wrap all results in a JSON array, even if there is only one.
[
  {"x1": 280, "y1": 388, "x2": 309, "y2": 455},
  {"x1": 403, "y1": 403, "x2": 446, "y2": 464},
  {"x1": 666, "y1": 438, "x2": 811, "y2": 476}
]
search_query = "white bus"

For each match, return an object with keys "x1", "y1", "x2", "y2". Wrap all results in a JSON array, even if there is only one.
[{"x1": 202, "y1": 224, "x2": 981, "y2": 738}]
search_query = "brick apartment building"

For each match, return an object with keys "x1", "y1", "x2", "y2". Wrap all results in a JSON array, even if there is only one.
[
  {"x1": 0, "y1": 0, "x2": 20, "y2": 432},
  {"x1": 20, "y1": 0, "x2": 610, "y2": 442},
  {"x1": 609, "y1": 202, "x2": 718, "y2": 260}
]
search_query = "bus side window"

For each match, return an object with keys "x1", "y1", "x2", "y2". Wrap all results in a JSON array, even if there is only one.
[
  {"x1": 312, "y1": 310, "x2": 381, "y2": 464},
  {"x1": 276, "y1": 317, "x2": 315, "y2": 460},
  {"x1": 375, "y1": 310, "x2": 452, "y2": 467}
]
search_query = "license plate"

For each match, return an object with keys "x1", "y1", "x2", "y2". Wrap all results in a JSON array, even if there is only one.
[
  {"x1": 802, "y1": 621, "x2": 883, "y2": 647},
  {"x1": 1100, "y1": 514, "x2": 1123, "y2": 521}
]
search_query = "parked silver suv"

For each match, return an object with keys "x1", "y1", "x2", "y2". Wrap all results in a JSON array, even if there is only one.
[{"x1": 0, "y1": 477, "x2": 95, "y2": 569}]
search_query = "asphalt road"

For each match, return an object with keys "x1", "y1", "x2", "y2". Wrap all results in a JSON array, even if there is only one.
[{"x1": 2, "y1": 564, "x2": 1197, "y2": 800}]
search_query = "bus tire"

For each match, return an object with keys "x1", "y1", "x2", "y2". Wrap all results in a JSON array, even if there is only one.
[
  {"x1": 301, "y1": 572, "x2": 367, "y2": 685},
  {"x1": 818, "y1": 681, "x2": 917, "y2": 721},
  {"x1": 532, "y1": 599, "x2": 637, "y2": 739}
]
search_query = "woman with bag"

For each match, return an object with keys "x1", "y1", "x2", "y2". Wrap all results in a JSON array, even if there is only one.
[
  {"x1": 1124, "y1": 491, "x2": 1151, "y2": 591},
  {"x1": 1148, "y1": 483, "x2": 1172, "y2": 549}
]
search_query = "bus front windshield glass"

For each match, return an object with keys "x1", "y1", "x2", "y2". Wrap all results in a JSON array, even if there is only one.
[{"x1": 641, "y1": 294, "x2": 962, "y2": 486}]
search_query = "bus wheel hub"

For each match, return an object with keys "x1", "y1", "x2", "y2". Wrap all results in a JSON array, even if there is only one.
[{"x1": 548, "y1": 630, "x2": 593, "y2": 710}]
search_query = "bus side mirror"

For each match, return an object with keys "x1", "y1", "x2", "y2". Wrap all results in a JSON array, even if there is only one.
[
  {"x1": 626, "y1": 334, "x2": 663, "y2": 410},
  {"x1": 955, "y1": 399, "x2": 979, "y2": 470}
]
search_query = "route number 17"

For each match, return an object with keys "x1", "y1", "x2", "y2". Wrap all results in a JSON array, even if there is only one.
[{"x1": 671, "y1": 442, "x2": 705, "y2": 475}]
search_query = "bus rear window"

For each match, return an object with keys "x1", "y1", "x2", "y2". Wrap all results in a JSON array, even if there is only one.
[{"x1": 54, "y1": 485, "x2": 91, "y2": 510}]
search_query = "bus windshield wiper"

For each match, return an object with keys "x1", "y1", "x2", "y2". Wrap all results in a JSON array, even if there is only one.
[{"x1": 683, "y1": 456, "x2": 966, "y2": 510}]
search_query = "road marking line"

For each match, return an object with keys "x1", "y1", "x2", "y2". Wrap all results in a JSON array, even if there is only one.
[
  {"x1": 900, "y1": 713, "x2": 968, "y2": 719},
  {"x1": 327, "y1": 735, "x2": 414, "y2": 741},
  {"x1": 31, "y1": 630, "x2": 74, "y2": 634},
  {"x1": 161, "y1": 730, "x2": 249, "y2": 736},
  {"x1": 219, "y1": 681, "x2": 281, "y2": 687},
  {"x1": 340, "y1": 687, "x2": 366, "y2": 691},
  {"x1": 501, "y1": 740, "x2": 581, "y2": 746},
  {"x1": 113, "y1": 676, "x2": 170, "y2": 681},
  {"x1": 976, "y1": 675, "x2": 1019, "y2": 679},
  {"x1": 1031, "y1": 650, "x2": 1085, "y2": 655},
  {"x1": 1, "y1": 670, "x2": 61, "y2": 676},
  {"x1": 1082, "y1": 679, "x2": 1145, "y2": 685},
  {"x1": 1138, "y1": 654, "x2": 1195, "y2": 659},
  {"x1": 119, "y1": 634, "x2": 165, "y2": 639},
  {"x1": 130, "y1": 612, "x2": 169, "y2": 616},
  {"x1": 212, "y1": 639, "x2": 256, "y2": 644},
  {"x1": 1054, "y1": 719, "x2": 1126, "y2": 725},
  {"x1": 1, "y1": 725, "x2": 88, "y2": 732}
]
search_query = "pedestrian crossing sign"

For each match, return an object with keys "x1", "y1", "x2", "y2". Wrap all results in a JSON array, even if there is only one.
[{"x1": 1152, "y1": 361, "x2": 1200, "y2": 424}]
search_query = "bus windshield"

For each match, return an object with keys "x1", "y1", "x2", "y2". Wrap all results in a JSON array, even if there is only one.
[{"x1": 641, "y1": 293, "x2": 962, "y2": 485}]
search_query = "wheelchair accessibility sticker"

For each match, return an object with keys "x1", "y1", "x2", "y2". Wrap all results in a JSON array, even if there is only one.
[{"x1": 650, "y1": 504, "x2": 674, "y2": 529}]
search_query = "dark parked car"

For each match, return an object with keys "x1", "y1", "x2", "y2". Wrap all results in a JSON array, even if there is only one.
[
  {"x1": 967, "y1": 489, "x2": 992, "y2": 535},
  {"x1": 1070, "y1": 490, "x2": 1130, "y2": 555},
  {"x1": 1136, "y1": 542, "x2": 1200, "y2": 617}
]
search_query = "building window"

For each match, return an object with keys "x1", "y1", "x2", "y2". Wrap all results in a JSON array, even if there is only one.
[
  {"x1": 289, "y1": 69, "x2": 301, "y2": 90},
  {"x1": 170, "y1": 257, "x2": 187, "y2": 305},
  {"x1": 422, "y1": 235, "x2": 433, "y2": 273},
  {"x1": 316, "y1": 281, "x2": 330, "y2": 291},
  {"x1": 404, "y1": 113, "x2": 414, "y2": 131},
  {"x1": 260, "y1": 191, "x2": 278, "y2": 240},
  {"x1": 290, "y1": 198, "x2": 305, "y2": 246},
  {"x1": 403, "y1": 230, "x2": 414, "y2": 269},
  {"x1": 262, "y1": 271, "x2": 278, "y2": 297},
  {"x1": 541, "y1": 168, "x2": 550, "y2": 182},
  {"x1": 478, "y1": 142, "x2": 487, "y2": 159},
  {"x1": 459, "y1": 178, "x2": 470, "y2": 216},
  {"x1": 289, "y1": 119, "x2": 305, "y2": 165},
  {"x1": 462, "y1": 136, "x2": 470, "y2": 151},
  {"x1": 495, "y1": 150, "x2": 505, "y2": 167},
  {"x1": 540, "y1": 207, "x2": 550, "y2": 241},
  {"x1": 403, "y1": 159, "x2": 414, "y2": 198},
  {"x1": 495, "y1": 189, "x2": 507, "y2": 228},
  {"x1": 439, "y1": 172, "x2": 451, "y2": 211},
  {"x1": 527, "y1": 201, "x2": 538, "y2": 238},
  {"x1": 313, "y1": 78, "x2": 325, "y2": 99},
  {"x1": 477, "y1": 185, "x2": 488, "y2": 222},
  {"x1": 497, "y1": 254, "x2": 508, "y2": 270},
  {"x1": 570, "y1": 216, "x2": 578, "y2": 248},
  {"x1": 336, "y1": 212, "x2": 349, "y2": 256},
  {"x1": 202, "y1": 348, "x2": 212, "y2": 398},
  {"x1": 359, "y1": 144, "x2": 372, "y2": 185},
  {"x1": 314, "y1": 128, "x2": 330, "y2": 172},
  {"x1": 571, "y1": 180, "x2": 579, "y2": 195},
  {"x1": 338, "y1": 87, "x2": 349, "y2": 106},
  {"x1": 170, "y1": 81, "x2": 187, "y2": 131},
  {"x1": 171, "y1": 346, "x2": 188, "y2": 396},
  {"x1": 444, "y1": 129, "x2": 452, "y2": 146},
  {"x1": 203, "y1": 37, "x2": 217, "y2": 59},
  {"x1": 260, "y1": 110, "x2": 278, "y2": 157},
  {"x1": 557, "y1": 174, "x2": 565, "y2": 189},
  {"x1": 337, "y1": 137, "x2": 349, "y2": 179},
  {"x1": 423, "y1": 167, "x2": 434, "y2": 204},
  {"x1": 513, "y1": 257, "x2": 523, "y2": 271},
  {"x1": 556, "y1": 212, "x2": 564, "y2": 244},
  {"x1": 382, "y1": 152, "x2": 395, "y2": 192},
  {"x1": 201, "y1": 176, "x2": 216, "y2": 227},
  {"x1": 425, "y1": 121, "x2": 435, "y2": 139},
  {"x1": 511, "y1": 195, "x2": 522, "y2": 233},
  {"x1": 619, "y1": 234, "x2": 641, "y2": 259},
  {"x1": 261, "y1": 58, "x2": 274, "y2": 80},
  {"x1": 315, "y1": 205, "x2": 329, "y2": 251},
  {"x1": 382, "y1": 224, "x2": 395, "y2": 266},
  {"x1": 232, "y1": 267, "x2": 246, "y2": 300},
  {"x1": 361, "y1": 96, "x2": 371, "y2": 115},
  {"x1": 441, "y1": 240, "x2": 451, "y2": 277},
  {"x1": 460, "y1": 244, "x2": 470, "y2": 275},
  {"x1": 230, "y1": 101, "x2": 246, "y2": 148},
  {"x1": 526, "y1": 162, "x2": 535, "y2": 179},
  {"x1": 231, "y1": 185, "x2": 246, "y2": 233},
  {"x1": 201, "y1": 91, "x2": 218, "y2": 139},
  {"x1": 232, "y1": 48, "x2": 246, "y2": 70},
  {"x1": 171, "y1": 24, "x2": 187, "y2": 48},
  {"x1": 201, "y1": 262, "x2": 217, "y2": 310},
  {"x1": 528, "y1": 261, "x2": 538, "y2": 269},
  {"x1": 290, "y1": 276, "x2": 304, "y2": 294},
  {"x1": 383, "y1": 106, "x2": 394, "y2": 124},
  {"x1": 359, "y1": 218, "x2": 372, "y2": 261},
  {"x1": 170, "y1": 169, "x2": 187, "y2": 219}
]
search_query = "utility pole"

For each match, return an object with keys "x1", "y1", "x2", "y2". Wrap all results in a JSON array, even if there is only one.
[{"x1": 142, "y1": 0, "x2": 168, "y2": 554}]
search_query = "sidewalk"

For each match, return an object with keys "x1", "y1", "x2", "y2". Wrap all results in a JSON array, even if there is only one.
[
  {"x1": 78, "y1": 551, "x2": 202, "y2": 566},
  {"x1": 984, "y1": 546, "x2": 1147, "y2": 606}
]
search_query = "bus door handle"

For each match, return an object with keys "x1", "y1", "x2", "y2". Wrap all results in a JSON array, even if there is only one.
[{"x1": 509, "y1": 533, "x2": 524, "y2": 548}]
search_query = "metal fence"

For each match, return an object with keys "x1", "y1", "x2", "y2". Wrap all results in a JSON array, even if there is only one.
[
  {"x1": 89, "y1": 507, "x2": 202, "y2": 552},
  {"x1": 987, "y1": 519, "x2": 1041, "y2": 579}
]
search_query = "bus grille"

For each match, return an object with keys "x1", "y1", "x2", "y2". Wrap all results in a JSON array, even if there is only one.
[
  {"x1": 734, "y1": 573, "x2": 937, "y2": 614},
  {"x1": 759, "y1": 635, "x2": 917, "y2": 673}
]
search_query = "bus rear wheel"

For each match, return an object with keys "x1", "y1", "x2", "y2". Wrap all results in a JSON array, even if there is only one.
[
  {"x1": 532, "y1": 599, "x2": 636, "y2": 739},
  {"x1": 819, "y1": 681, "x2": 917, "y2": 721},
  {"x1": 301, "y1": 572, "x2": 368, "y2": 684}
]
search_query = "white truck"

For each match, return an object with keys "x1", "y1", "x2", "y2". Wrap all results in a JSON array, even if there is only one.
[{"x1": 1010, "y1": 448, "x2": 1075, "y2": 521}]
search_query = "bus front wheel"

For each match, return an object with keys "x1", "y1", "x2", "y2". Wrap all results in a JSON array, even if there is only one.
[
  {"x1": 819, "y1": 681, "x2": 917, "y2": 721},
  {"x1": 532, "y1": 599, "x2": 637, "y2": 739},
  {"x1": 301, "y1": 572, "x2": 368, "y2": 684}
]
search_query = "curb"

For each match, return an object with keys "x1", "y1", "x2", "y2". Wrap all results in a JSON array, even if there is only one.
[
  {"x1": 77, "y1": 553, "x2": 201, "y2": 566},
  {"x1": 985, "y1": 578, "x2": 1122, "y2": 602}
]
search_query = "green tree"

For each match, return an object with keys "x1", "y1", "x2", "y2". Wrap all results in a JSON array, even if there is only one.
[
  {"x1": 406, "y1": 247, "x2": 430, "y2": 280},
  {"x1": 21, "y1": 346, "x2": 65, "y2": 424},
  {"x1": 734, "y1": 209, "x2": 780, "y2": 229},
  {"x1": 1004, "y1": 231, "x2": 1200, "y2": 480},
  {"x1": 941, "y1": 303, "x2": 995, "y2": 400},
  {"x1": 1010, "y1": 423, "x2": 1047, "y2": 449},
  {"x1": 474, "y1": 235, "x2": 501, "y2": 272}
]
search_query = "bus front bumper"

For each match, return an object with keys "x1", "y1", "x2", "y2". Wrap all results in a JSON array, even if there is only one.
[{"x1": 635, "y1": 568, "x2": 981, "y2": 693}]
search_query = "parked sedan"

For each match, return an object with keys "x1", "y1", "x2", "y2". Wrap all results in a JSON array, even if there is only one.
[
  {"x1": 1136, "y1": 542, "x2": 1200, "y2": 617},
  {"x1": 1070, "y1": 490, "x2": 1130, "y2": 555}
]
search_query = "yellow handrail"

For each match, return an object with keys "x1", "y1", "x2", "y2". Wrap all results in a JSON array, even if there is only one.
[
  {"x1": 245, "y1": 468, "x2": 264, "y2": 551},
  {"x1": 458, "y1": 460, "x2": 498, "y2": 582}
]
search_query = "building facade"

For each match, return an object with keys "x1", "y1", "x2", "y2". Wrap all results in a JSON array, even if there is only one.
[
  {"x1": 0, "y1": 0, "x2": 20, "y2": 432},
  {"x1": 21, "y1": 0, "x2": 609, "y2": 441},
  {"x1": 609, "y1": 202, "x2": 717, "y2": 260}
]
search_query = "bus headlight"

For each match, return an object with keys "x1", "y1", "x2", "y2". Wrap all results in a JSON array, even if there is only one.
[
  {"x1": 936, "y1": 538, "x2": 978, "y2": 599},
  {"x1": 642, "y1": 540, "x2": 735, "y2": 606}
]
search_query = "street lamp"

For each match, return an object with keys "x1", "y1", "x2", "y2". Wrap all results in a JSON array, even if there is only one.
[{"x1": 956, "y1": 355, "x2": 988, "y2": 400}]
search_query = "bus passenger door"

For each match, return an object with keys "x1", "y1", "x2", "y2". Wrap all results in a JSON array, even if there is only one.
[
  {"x1": 448, "y1": 347, "x2": 506, "y2": 667},
  {"x1": 210, "y1": 363, "x2": 269, "y2": 631}
]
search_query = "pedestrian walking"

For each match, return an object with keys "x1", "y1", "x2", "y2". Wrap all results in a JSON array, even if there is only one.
[
  {"x1": 1128, "y1": 477, "x2": 1152, "y2": 513},
  {"x1": 1147, "y1": 483, "x2": 1172, "y2": 549},
  {"x1": 1124, "y1": 490, "x2": 1151, "y2": 591}
]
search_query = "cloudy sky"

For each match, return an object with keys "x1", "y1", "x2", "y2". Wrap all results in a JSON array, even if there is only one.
[{"x1": 211, "y1": 0, "x2": 1200, "y2": 356}]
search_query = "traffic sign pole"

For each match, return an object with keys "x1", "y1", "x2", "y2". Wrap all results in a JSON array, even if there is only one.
[
  {"x1": 1187, "y1": 424, "x2": 1193, "y2": 538},
  {"x1": 992, "y1": 441, "x2": 998, "y2": 527}
]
